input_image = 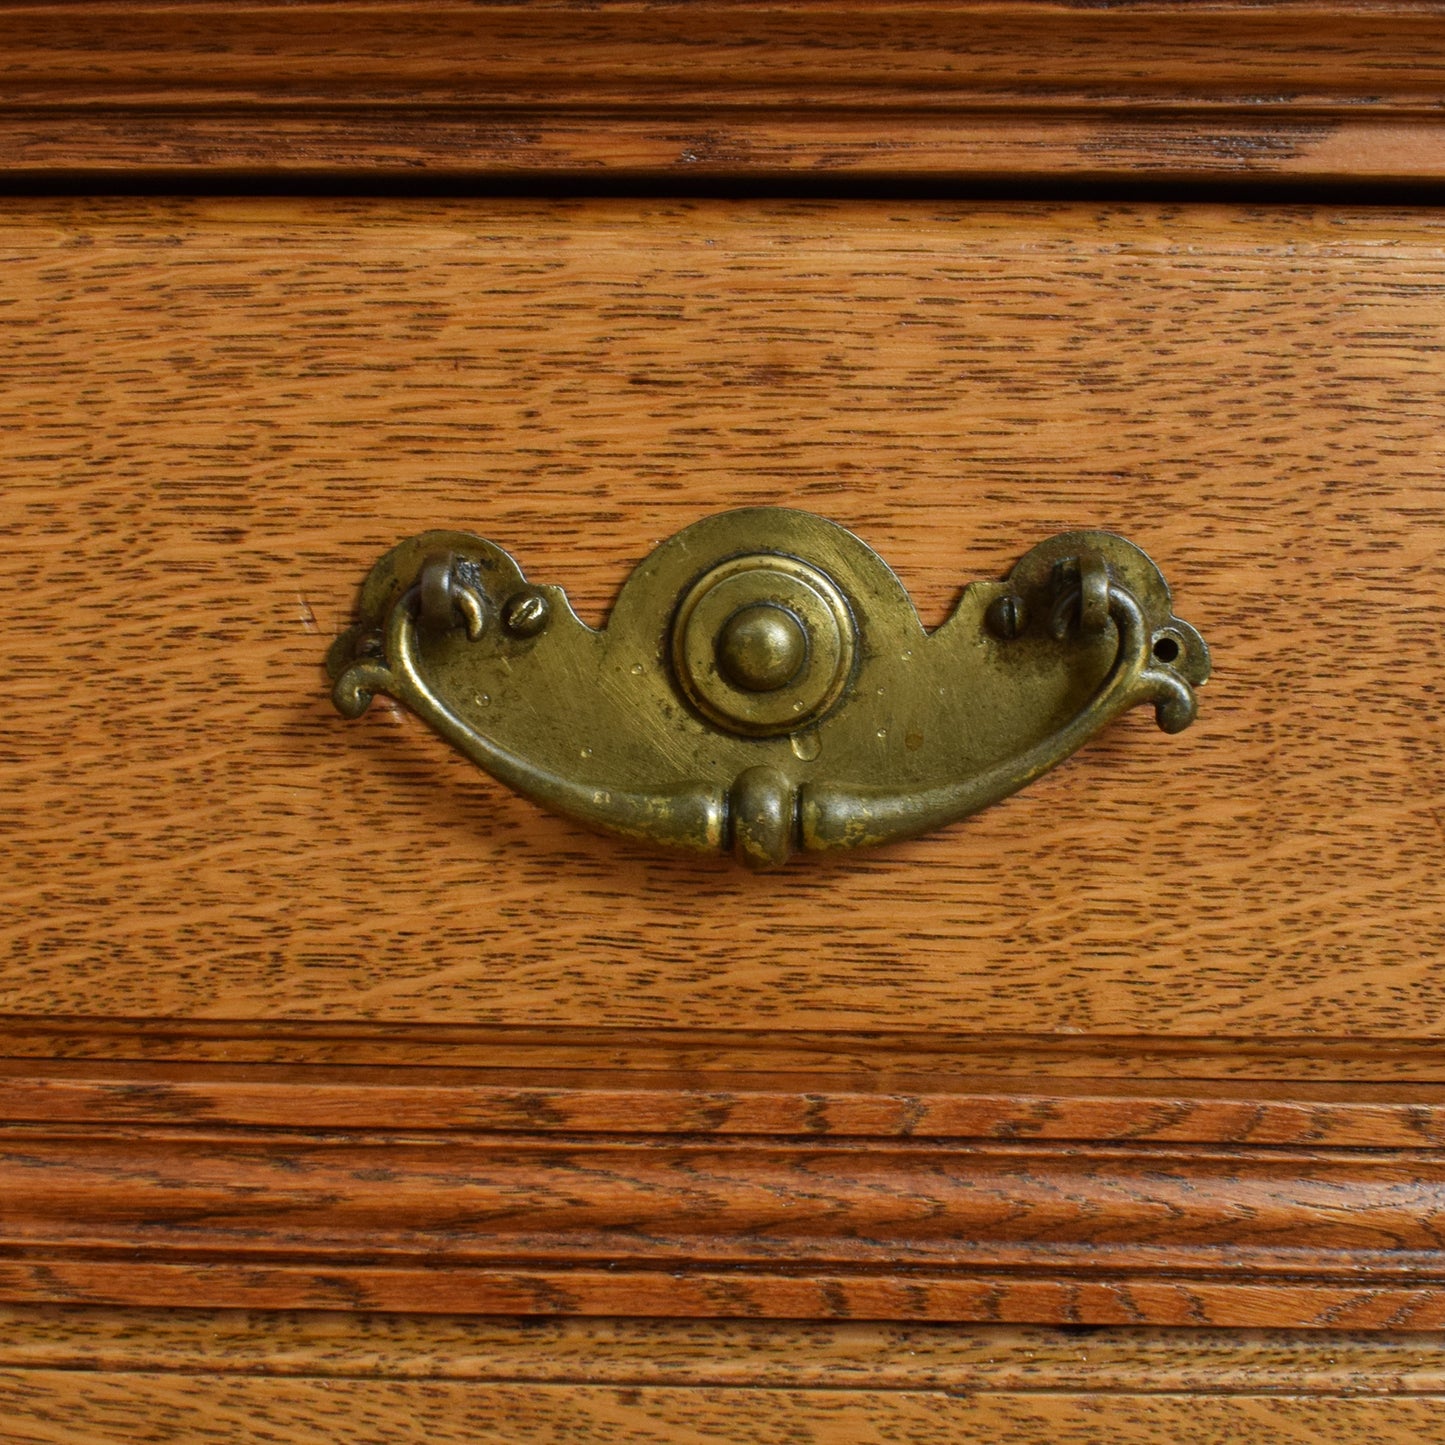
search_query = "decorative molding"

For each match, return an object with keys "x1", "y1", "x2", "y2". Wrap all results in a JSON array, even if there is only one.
[
  {"x1": 8, "y1": 1054, "x2": 1445, "y2": 1146},
  {"x1": 10, "y1": 1021, "x2": 1445, "y2": 1081},
  {"x1": 1, "y1": 2, "x2": 1443, "y2": 181},
  {"x1": 6, "y1": 1039, "x2": 1445, "y2": 1325}
]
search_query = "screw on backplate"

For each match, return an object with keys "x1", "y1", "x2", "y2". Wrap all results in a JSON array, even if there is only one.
[
  {"x1": 985, "y1": 593, "x2": 1027, "y2": 640},
  {"x1": 502, "y1": 588, "x2": 551, "y2": 638}
]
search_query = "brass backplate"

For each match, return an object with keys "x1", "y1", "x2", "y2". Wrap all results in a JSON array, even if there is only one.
[{"x1": 329, "y1": 508, "x2": 1208, "y2": 868}]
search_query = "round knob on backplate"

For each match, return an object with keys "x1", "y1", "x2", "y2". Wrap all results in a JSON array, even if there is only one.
[
  {"x1": 715, "y1": 604, "x2": 809, "y2": 693},
  {"x1": 671, "y1": 553, "x2": 856, "y2": 737}
]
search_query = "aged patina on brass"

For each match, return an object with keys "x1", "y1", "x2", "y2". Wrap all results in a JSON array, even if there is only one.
[{"x1": 329, "y1": 508, "x2": 1209, "y2": 869}]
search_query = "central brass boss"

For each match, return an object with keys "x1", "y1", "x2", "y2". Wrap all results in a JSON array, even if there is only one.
[
  {"x1": 670, "y1": 554, "x2": 857, "y2": 736},
  {"x1": 715, "y1": 604, "x2": 808, "y2": 692}
]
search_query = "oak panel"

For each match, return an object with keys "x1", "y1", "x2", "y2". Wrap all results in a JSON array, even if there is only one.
[{"x1": 2, "y1": 199, "x2": 1443, "y2": 1037}]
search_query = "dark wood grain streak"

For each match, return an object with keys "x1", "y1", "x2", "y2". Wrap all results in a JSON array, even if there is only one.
[{"x1": 0, "y1": 2, "x2": 1443, "y2": 180}]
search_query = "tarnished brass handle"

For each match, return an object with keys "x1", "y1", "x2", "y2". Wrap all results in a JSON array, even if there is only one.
[{"x1": 329, "y1": 508, "x2": 1209, "y2": 869}]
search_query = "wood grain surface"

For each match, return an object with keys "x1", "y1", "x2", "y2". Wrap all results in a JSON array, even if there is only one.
[
  {"x1": 2, "y1": 2, "x2": 1445, "y2": 182},
  {"x1": 2, "y1": 198, "x2": 1442, "y2": 1039}
]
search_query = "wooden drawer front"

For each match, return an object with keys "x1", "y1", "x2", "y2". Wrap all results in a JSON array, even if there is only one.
[
  {"x1": 4, "y1": 198, "x2": 1441, "y2": 1035},
  {"x1": 3, "y1": 198, "x2": 1444, "y2": 1326}
]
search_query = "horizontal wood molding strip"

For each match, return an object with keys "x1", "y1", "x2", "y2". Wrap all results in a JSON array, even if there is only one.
[
  {"x1": 7, "y1": 1058, "x2": 1445, "y2": 1147},
  {"x1": 2, "y1": 2, "x2": 1443, "y2": 179},
  {"x1": 9, "y1": 1261, "x2": 1445, "y2": 1330},
  {"x1": 6, "y1": 1309, "x2": 1445, "y2": 1393},
  {"x1": 7, "y1": 3, "x2": 1444, "y2": 107},
  {"x1": 9, "y1": 1023, "x2": 1445, "y2": 1082},
  {"x1": 5, "y1": 113, "x2": 1443, "y2": 185},
  {"x1": 6, "y1": 1057, "x2": 1445, "y2": 1324},
  {"x1": 9, "y1": 1130, "x2": 1445, "y2": 1272}
]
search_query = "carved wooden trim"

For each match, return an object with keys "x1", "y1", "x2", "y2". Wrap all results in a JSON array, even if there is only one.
[
  {"x1": 2, "y1": 2, "x2": 1443, "y2": 181},
  {"x1": 5, "y1": 1036, "x2": 1445, "y2": 1326}
]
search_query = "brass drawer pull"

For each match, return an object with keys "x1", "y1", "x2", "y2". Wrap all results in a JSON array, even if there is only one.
[{"x1": 329, "y1": 508, "x2": 1209, "y2": 869}]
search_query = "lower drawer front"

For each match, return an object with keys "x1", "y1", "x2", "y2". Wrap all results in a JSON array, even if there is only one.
[{"x1": 2, "y1": 198, "x2": 1444, "y2": 1328}]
